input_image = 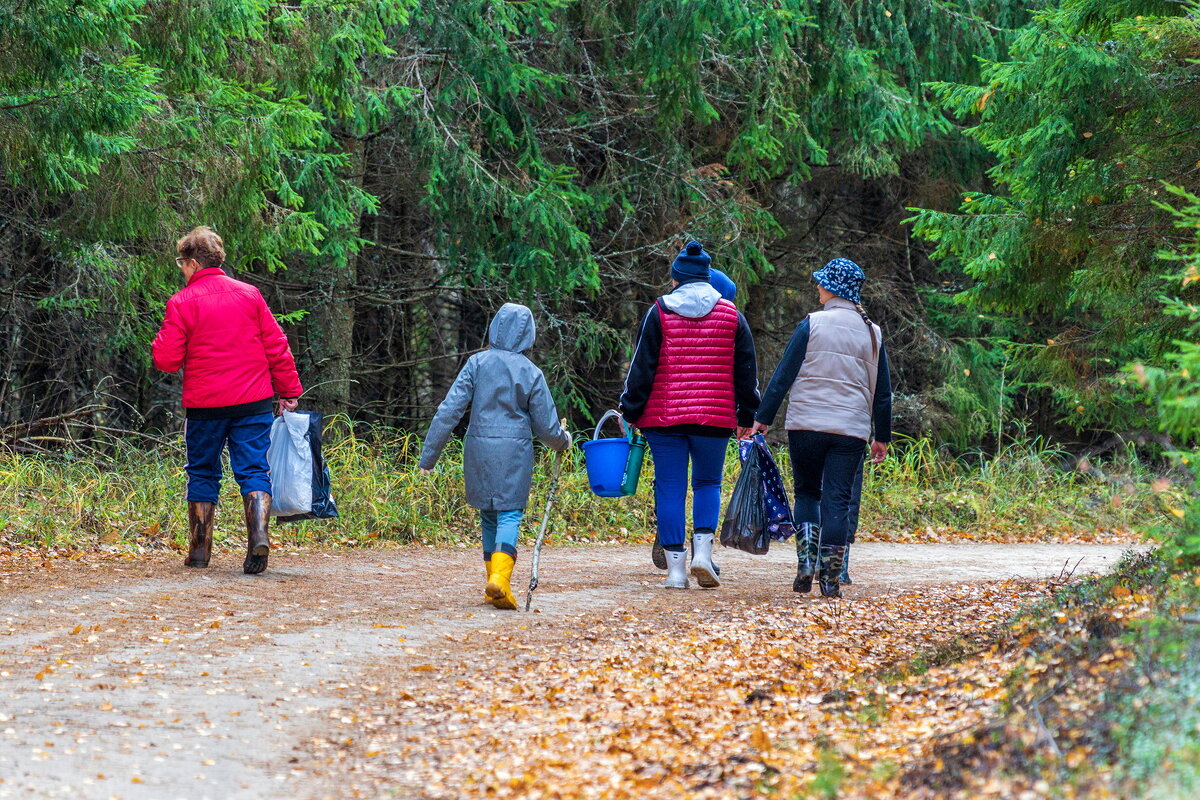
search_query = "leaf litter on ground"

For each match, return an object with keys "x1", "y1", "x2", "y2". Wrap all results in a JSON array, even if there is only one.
[{"x1": 306, "y1": 580, "x2": 1078, "y2": 799}]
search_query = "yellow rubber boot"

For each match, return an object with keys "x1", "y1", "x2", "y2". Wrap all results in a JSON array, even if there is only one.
[{"x1": 485, "y1": 552, "x2": 518, "y2": 610}]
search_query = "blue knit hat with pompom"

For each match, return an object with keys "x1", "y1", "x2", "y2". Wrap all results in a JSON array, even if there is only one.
[{"x1": 671, "y1": 241, "x2": 712, "y2": 283}]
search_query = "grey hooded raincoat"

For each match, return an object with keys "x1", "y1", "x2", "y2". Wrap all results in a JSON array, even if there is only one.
[{"x1": 418, "y1": 303, "x2": 570, "y2": 511}]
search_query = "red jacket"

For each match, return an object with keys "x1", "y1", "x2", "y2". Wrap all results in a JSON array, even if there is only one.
[
  {"x1": 638, "y1": 298, "x2": 740, "y2": 428},
  {"x1": 152, "y1": 268, "x2": 303, "y2": 409}
]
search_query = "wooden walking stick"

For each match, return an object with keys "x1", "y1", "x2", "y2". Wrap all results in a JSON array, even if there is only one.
[{"x1": 525, "y1": 446, "x2": 566, "y2": 612}]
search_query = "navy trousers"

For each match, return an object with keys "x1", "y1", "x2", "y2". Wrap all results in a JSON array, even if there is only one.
[
  {"x1": 848, "y1": 462, "x2": 864, "y2": 544},
  {"x1": 787, "y1": 430, "x2": 866, "y2": 548},
  {"x1": 184, "y1": 412, "x2": 274, "y2": 504}
]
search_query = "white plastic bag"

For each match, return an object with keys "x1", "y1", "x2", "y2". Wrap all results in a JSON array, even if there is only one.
[{"x1": 267, "y1": 411, "x2": 313, "y2": 517}]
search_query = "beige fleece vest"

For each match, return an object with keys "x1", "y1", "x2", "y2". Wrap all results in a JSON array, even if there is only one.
[{"x1": 784, "y1": 298, "x2": 881, "y2": 441}]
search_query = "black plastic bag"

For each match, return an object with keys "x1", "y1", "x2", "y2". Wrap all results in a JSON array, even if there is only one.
[
  {"x1": 276, "y1": 410, "x2": 339, "y2": 523},
  {"x1": 720, "y1": 438, "x2": 769, "y2": 555}
]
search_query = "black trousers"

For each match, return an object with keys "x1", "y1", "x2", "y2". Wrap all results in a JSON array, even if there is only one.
[
  {"x1": 787, "y1": 430, "x2": 867, "y2": 548},
  {"x1": 848, "y1": 462, "x2": 864, "y2": 544}
]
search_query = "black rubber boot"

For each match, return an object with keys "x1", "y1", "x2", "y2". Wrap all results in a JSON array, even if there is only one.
[
  {"x1": 184, "y1": 502, "x2": 215, "y2": 568},
  {"x1": 242, "y1": 491, "x2": 271, "y2": 575},
  {"x1": 652, "y1": 539, "x2": 667, "y2": 570},
  {"x1": 818, "y1": 545, "x2": 847, "y2": 598},
  {"x1": 793, "y1": 522, "x2": 819, "y2": 593}
]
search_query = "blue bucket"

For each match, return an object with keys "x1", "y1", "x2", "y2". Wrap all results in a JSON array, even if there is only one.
[{"x1": 582, "y1": 411, "x2": 635, "y2": 497}]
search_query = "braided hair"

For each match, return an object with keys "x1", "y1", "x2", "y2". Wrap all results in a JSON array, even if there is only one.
[{"x1": 854, "y1": 302, "x2": 879, "y2": 357}]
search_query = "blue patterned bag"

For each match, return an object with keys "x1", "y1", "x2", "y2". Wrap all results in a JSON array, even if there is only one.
[{"x1": 752, "y1": 434, "x2": 796, "y2": 542}]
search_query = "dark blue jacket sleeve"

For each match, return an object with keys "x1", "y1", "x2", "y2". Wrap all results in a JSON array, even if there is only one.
[
  {"x1": 754, "y1": 318, "x2": 810, "y2": 426},
  {"x1": 618, "y1": 304, "x2": 661, "y2": 425},
  {"x1": 733, "y1": 311, "x2": 760, "y2": 427},
  {"x1": 873, "y1": 344, "x2": 893, "y2": 443}
]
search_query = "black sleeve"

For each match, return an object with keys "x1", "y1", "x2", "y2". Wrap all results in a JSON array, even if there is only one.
[
  {"x1": 733, "y1": 311, "x2": 760, "y2": 427},
  {"x1": 873, "y1": 344, "x2": 893, "y2": 443},
  {"x1": 754, "y1": 318, "x2": 810, "y2": 426},
  {"x1": 618, "y1": 304, "x2": 662, "y2": 425}
]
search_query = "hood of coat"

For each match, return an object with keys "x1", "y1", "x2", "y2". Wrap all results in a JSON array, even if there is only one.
[
  {"x1": 709, "y1": 268, "x2": 737, "y2": 302},
  {"x1": 660, "y1": 280, "x2": 723, "y2": 318},
  {"x1": 488, "y1": 303, "x2": 537, "y2": 352}
]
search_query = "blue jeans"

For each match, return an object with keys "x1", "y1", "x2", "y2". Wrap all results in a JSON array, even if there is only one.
[
  {"x1": 787, "y1": 430, "x2": 866, "y2": 549},
  {"x1": 184, "y1": 413, "x2": 274, "y2": 504},
  {"x1": 643, "y1": 430, "x2": 728, "y2": 549},
  {"x1": 481, "y1": 509, "x2": 524, "y2": 559}
]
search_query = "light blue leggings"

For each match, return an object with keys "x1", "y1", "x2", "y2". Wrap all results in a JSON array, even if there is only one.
[{"x1": 481, "y1": 509, "x2": 524, "y2": 560}]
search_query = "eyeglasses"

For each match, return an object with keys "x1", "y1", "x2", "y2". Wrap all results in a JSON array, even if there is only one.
[{"x1": 175, "y1": 257, "x2": 186, "y2": 267}]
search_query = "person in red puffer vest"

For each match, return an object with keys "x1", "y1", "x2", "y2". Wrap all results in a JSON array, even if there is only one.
[
  {"x1": 619, "y1": 241, "x2": 760, "y2": 590},
  {"x1": 152, "y1": 226, "x2": 303, "y2": 575}
]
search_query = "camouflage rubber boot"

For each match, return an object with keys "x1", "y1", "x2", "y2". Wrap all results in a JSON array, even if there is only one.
[
  {"x1": 184, "y1": 502, "x2": 215, "y2": 568},
  {"x1": 839, "y1": 543, "x2": 852, "y2": 585},
  {"x1": 818, "y1": 544, "x2": 847, "y2": 598},
  {"x1": 792, "y1": 523, "x2": 819, "y2": 593}
]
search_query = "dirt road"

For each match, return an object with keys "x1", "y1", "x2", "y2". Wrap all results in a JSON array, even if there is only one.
[{"x1": 0, "y1": 542, "x2": 1139, "y2": 799}]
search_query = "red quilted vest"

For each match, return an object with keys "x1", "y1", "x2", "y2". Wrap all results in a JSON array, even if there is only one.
[{"x1": 639, "y1": 298, "x2": 739, "y2": 428}]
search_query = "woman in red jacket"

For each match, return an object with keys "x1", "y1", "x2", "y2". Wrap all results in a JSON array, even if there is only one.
[
  {"x1": 619, "y1": 241, "x2": 759, "y2": 590},
  {"x1": 152, "y1": 227, "x2": 303, "y2": 574}
]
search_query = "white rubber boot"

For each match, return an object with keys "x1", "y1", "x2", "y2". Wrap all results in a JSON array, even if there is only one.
[
  {"x1": 690, "y1": 532, "x2": 720, "y2": 588},
  {"x1": 663, "y1": 549, "x2": 689, "y2": 589}
]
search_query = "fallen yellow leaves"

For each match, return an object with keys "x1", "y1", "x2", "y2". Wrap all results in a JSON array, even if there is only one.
[
  {"x1": 862, "y1": 523, "x2": 1140, "y2": 546},
  {"x1": 311, "y1": 581, "x2": 1062, "y2": 799}
]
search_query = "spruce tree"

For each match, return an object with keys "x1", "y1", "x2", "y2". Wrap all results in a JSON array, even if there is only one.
[{"x1": 908, "y1": 0, "x2": 1200, "y2": 439}]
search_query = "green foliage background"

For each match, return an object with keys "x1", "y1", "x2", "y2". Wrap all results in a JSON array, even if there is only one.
[{"x1": 0, "y1": 0, "x2": 1195, "y2": 462}]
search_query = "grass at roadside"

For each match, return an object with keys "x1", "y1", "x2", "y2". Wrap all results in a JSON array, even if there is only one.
[{"x1": 0, "y1": 421, "x2": 1176, "y2": 553}]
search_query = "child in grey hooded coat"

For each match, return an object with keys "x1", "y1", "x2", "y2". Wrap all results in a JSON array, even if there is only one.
[{"x1": 419, "y1": 303, "x2": 571, "y2": 609}]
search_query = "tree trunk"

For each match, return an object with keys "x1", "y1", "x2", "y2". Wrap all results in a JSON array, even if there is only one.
[{"x1": 299, "y1": 137, "x2": 364, "y2": 415}]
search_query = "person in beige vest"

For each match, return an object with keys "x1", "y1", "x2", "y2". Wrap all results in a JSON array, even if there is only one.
[{"x1": 751, "y1": 258, "x2": 892, "y2": 598}]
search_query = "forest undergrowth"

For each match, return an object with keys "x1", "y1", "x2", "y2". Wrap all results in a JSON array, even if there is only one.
[
  {"x1": 0, "y1": 421, "x2": 1177, "y2": 554},
  {"x1": 883, "y1": 548, "x2": 1200, "y2": 799}
]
